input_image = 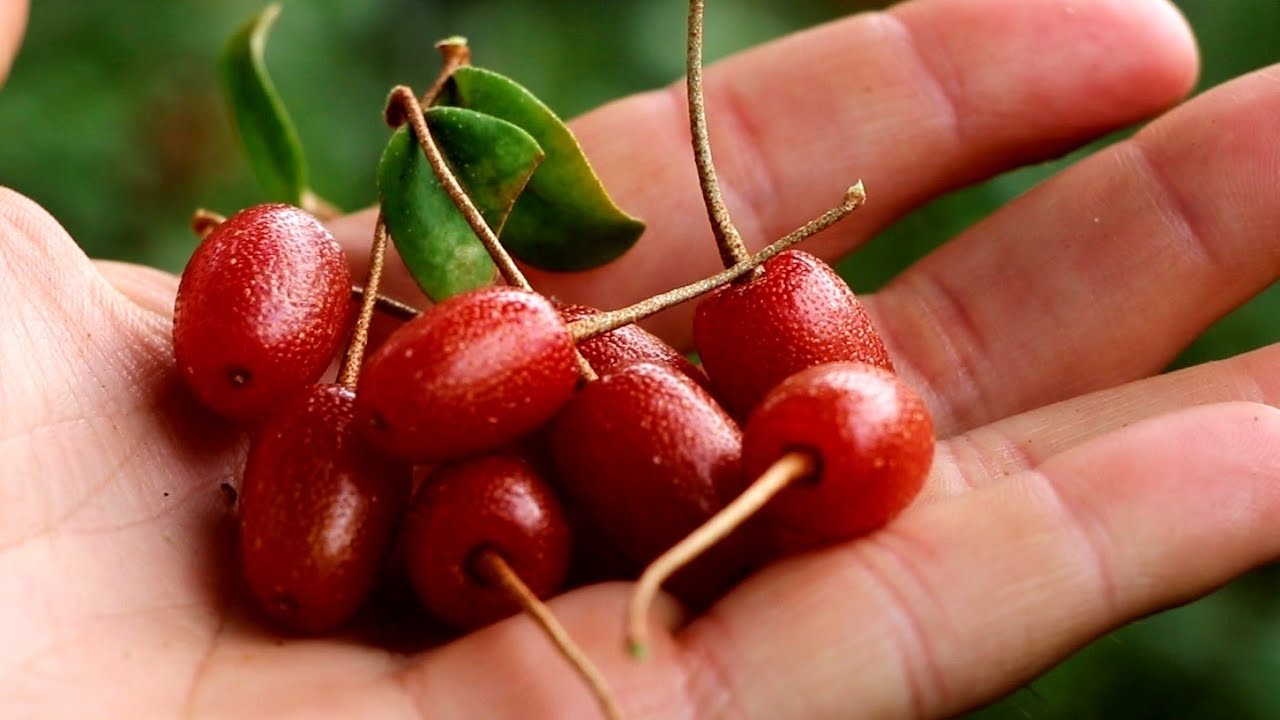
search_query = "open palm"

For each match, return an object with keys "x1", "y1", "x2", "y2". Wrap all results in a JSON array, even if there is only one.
[{"x1": 5, "y1": 0, "x2": 1280, "y2": 717}]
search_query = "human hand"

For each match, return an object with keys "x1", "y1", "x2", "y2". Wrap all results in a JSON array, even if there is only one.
[{"x1": 4, "y1": 0, "x2": 1280, "y2": 717}]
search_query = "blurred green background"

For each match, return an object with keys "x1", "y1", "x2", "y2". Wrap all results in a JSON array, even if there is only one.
[{"x1": 0, "y1": 1, "x2": 1275, "y2": 717}]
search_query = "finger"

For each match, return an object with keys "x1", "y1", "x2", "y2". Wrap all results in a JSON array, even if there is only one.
[
  {"x1": 0, "y1": 188, "x2": 142, "y2": 342},
  {"x1": 873, "y1": 64, "x2": 1280, "y2": 435},
  {"x1": 0, "y1": 0, "x2": 26, "y2": 85},
  {"x1": 395, "y1": 586, "x2": 685, "y2": 720},
  {"x1": 0, "y1": 188, "x2": 206, "y2": 540},
  {"x1": 330, "y1": 0, "x2": 1197, "y2": 342},
  {"x1": 392, "y1": 402, "x2": 1280, "y2": 719},
  {"x1": 0, "y1": 188, "x2": 169, "y2": 352},
  {"x1": 927, "y1": 341, "x2": 1280, "y2": 501},
  {"x1": 672, "y1": 401, "x2": 1280, "y2": 719},
  {"x1": 94, "y1": 260, "x2": 178, "y2": 319}
]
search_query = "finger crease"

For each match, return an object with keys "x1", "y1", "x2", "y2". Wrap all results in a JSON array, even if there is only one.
[
  {"x1": 881, "y1": 11, "x2": 965, "y2": 149},
  {"x1": 911, "y1": 267, "x2": 999, "y2": 432},
  {"x1": 1029, "y1": 468, "x2": 1121, "y2": 617},
  {"x1": 1124, "y1": 138, "x2": 1224, "y2": 273},
  {"x1": 847, "y1": 531, "x2": 949, "y2": 718},
  {"x1": 679, "y1": 607, "x2": 747, "y2": 720}
]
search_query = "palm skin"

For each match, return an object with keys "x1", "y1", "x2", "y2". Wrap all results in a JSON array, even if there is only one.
[{"x1": 4, "y1": 0, "x2": 1280, "y2": 718}]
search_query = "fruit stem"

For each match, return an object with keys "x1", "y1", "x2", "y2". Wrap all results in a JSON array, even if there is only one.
[
  {"x1": 300, "y1": 190, "x2": 341, "y2": 221},
  {"x1": 568, "y1": 182, "x2": 865, "y2": 342},
  {"x1": 385, "y1": 84, "x2": 599, "y2": 382},
  {"x1": 625, "y1": 450, "x2": 816, "y2": 661},
  {"x1": 421, "y1": 37, "x2": 471, "y2": 107},
  {"x1": 338, "y1": 215, "x2": 390, "y2": 388},
  {"x1": 385, "y1": 86, "x2": 531, "y2": 291},
  {"x1": 475, "y1": 550, "x2": 627, "y2": 720},
  {"x1": 349, "y1": 286, "x2": 422, "y2": 321},
  {"x1": 686, "y1": 0, "x2": 749, "y2": 269},
  {"x1": 190, "y1": 208, "x2": 226, "y2": 240}
]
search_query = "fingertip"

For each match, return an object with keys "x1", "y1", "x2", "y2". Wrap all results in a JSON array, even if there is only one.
[
  {"x1": 1124, "y1": 0, "x2": 1201, "y2": 103},
  {"x1": 894, "y1": 0, "x2": 1200, "y2": 136},
  {"x1": 0, "y1": 0, "x2": 27, "y2": 86}
]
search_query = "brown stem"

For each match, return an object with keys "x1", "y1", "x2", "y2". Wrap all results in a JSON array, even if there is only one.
[
  {"x1": 421, "y1": 36, "x2": 471, "y2": 106},
  {"x1": 338, "y1": 216, "x2": 390, "y2": 388},
  {"x1": 626, "y1": 450, "x2": 816, "y2": 660},
  {"x1": 568, "y1": 182, "x2": 865, "y2": 341},
  {"x1": 190, "y1": 208, "x2": 226, "y2": 239},
  {"x1": 349, "y1": 286, "x2": 422, "y2": 321},
  {"x1": 385, "y1": 86, "x2": 530, "y2": 290},
  {"x1": 475, "y1": 550, "x2": 627, "y2": 720},
  {"x1": 384, "y1": 84, "x2": 599, "y2": 382},
  {"x1": 300, "y1": 190, "x2": 341, "y2": 221},
  {"x1": 687, "y1": 0, "x2": 748, "y2": 268}
]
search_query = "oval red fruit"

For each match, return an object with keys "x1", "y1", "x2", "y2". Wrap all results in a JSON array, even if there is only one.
[
  {"x1": 356, "y1": 287, "x2": 580, "y2": 463},
  {"x1": 173, "y1": 203, "x2": 353, "y2": 420},
  {"x1": 404, "y1": 452, "x2": 572, "y2": 631},
  {"x1": 693, "y1": 249, "x2": 892, "y2": 417},
  {"x1": 550, "y1": 362, "x2": 750, "y2": 604},
  {"x1": 743, "y1": 362, "x2": 934, "y2": 551},
  {"x1": 239, "y1": 384, "x2": 411, "y2": 634}
]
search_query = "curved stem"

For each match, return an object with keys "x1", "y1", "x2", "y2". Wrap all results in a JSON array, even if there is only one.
[
  {"x1": 385, "y1": 85, "x2": 599, "y2": 382},
  {"x1": 475, "y1": 551, "x2": 627, "y2": 720},
  {"x1": 568, "y1": 182, "x2": 865, "y2": 341},
  {"x1": 626, "y1": 451, "x2": 816, "y2": 660},
  {"x1": 421, "y1": 37, "x2": 471, "y2": 106},
  {"x1": 386, "y1": 86, "x2": 530, "y2": 291},
  {"x1": 687, "y1": 0, "x2": 748, "y2": 268},
  {"x1": 338, "y1": 215, "x2": 389, "y2": 388},
  {"x1": 300, "y1": 190, "x2": 341, "y2": 221},
  {"x1": 349, "y1": 286, "x2": 422, "y2": 321},
  {"x1": 190, "y1": 208, "x2": 226, "y2": 240}
]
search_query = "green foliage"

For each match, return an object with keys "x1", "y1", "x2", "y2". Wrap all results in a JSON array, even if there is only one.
[
  {"x1": 220, "y1": 4, "x2": 310, "y2": 206},
  {"x1": 440, "y1": 67, "x2": 645, "y2": 271},
  {"x1": 378, "y1": 108, "x2": 541, "y2": 300}
]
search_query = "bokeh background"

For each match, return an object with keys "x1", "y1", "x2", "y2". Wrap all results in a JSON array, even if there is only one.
[{"x1": 1, "y1": 1, "x2": 1276, "y2": 716}]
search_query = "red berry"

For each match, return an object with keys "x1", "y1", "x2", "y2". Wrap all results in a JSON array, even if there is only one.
[
  {"x1": 693, "y1": 249, "x2": 892, "y2": 417},
  {"x1": 355, "y1": 287, "x2": 580, "y2": 463},
  {"x1": 743, "y1": 362, "x2": 934, "y2": 552},
  {"x1": 173, "y1": 203, "x2": 353, "y2": 420},
  {"x1": 239, "y1": 384, "x2": 411, "y2": 634},
  {"x1": 558, "y1": 304, "x2": 708, "y2": 388},
  {"x1": 550, "y1": 362, "x2": 750, "y2": 603},
  {"x1": 404, "y1": 452, "x2": 572, "y2": 631}
]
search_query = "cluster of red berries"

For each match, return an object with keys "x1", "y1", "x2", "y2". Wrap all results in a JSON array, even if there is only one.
[{"x1": 172, "y1": 201, "x2": 936, "y2": 637}]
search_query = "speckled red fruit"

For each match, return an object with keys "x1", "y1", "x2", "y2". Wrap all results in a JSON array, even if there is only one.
[
  {"x1": 550, "y1": 362, "x2": 750, "y2": 602},
  {"x1": 239, "y1": 384, "x2": 411, "y2": 634},
  {"x1": 693, "y1": 249, "x2": 892, "y2": 417},
  {"x1": 404, "y1": 452, "x2": 571, "y2": 631},
  {"x1": 558, "y1": 304, "x2": 708, "y2": 387},
  {"x1": 355, "y1": 287, "x2": 579, "y2": 463},
  {"x1": 743, "y1": 362, "x2": 934, "y2": 551},
  {"x1": 173, "y1": 203, "x2": 352, "y2": 420}
]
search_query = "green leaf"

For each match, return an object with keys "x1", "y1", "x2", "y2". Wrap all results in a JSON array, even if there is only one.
[
  {"x1": 220, "y1": 4, "x2": 308, "y2": 205},
  {"x1": 441, "y1": 66, "x2": 645, "y2": 272},
  {"x1": 378, "y1": 106, "x2": 544, "y2": 301}
]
